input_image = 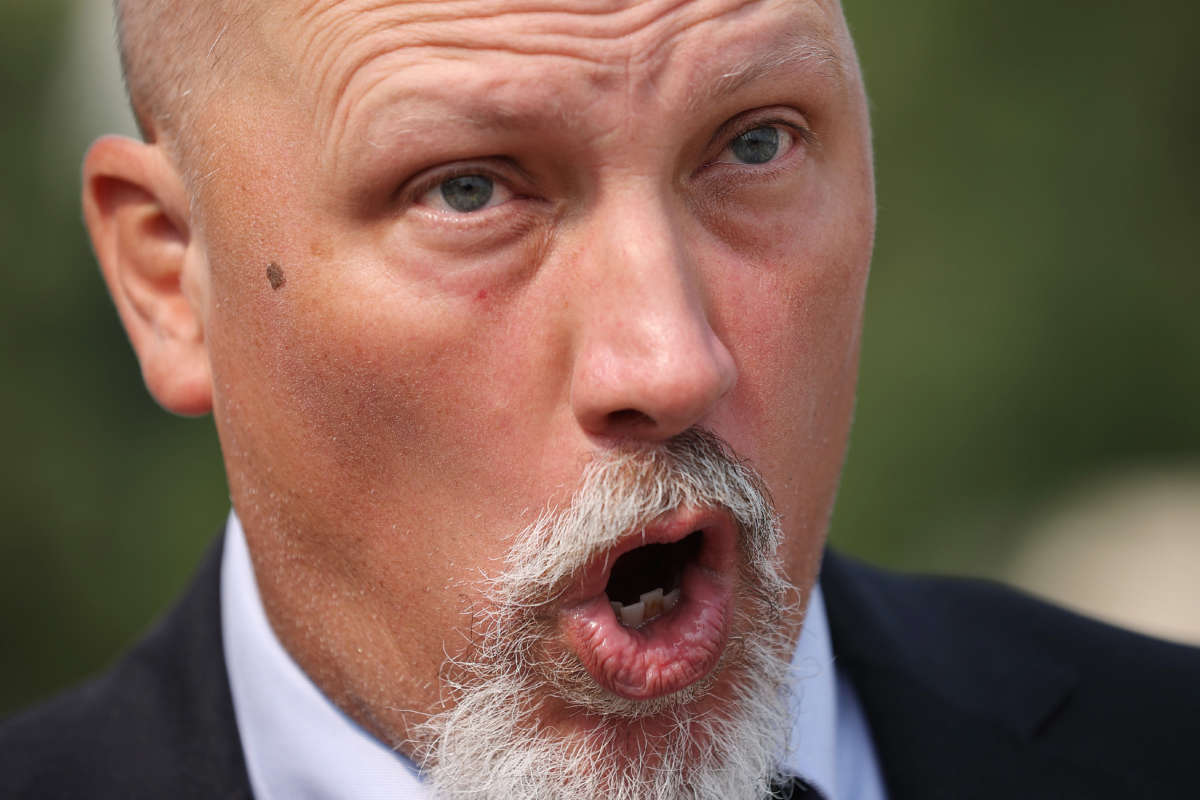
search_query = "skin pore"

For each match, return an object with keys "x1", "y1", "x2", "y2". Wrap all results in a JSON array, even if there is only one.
[{"x1": 92, "y1": 0, "x2": 875, "y2": 791}]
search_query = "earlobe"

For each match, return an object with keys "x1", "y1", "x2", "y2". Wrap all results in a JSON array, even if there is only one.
[{"x1": 83, "y1": 135, "x2": 213, "y2": 416}]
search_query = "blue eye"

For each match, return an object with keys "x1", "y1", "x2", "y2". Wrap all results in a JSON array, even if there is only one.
[
  {"x1": 720, "y1": 124, "x2": 796, "y2": 166},
  {"x1": 440, "y1": 175, "x2": 494, "y2": 212},
  {"x1": 731, "y1": 126, "x2": 778, "y2": 163},
  {"x1": 416, "y1": 171, "x2": 515, "y2": 214}
]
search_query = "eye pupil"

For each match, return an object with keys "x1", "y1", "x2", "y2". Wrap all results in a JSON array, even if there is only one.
[
  {"x1": 440, "y1": 175, "x2": 494, "y2": 212},
  {"x1": 730, "y1": 126, "x2": 780, "y2": 164}
]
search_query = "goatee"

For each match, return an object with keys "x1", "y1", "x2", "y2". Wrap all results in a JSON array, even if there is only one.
[{"x1": 412, "y1": 429, "x2": 800, "y2": 800}]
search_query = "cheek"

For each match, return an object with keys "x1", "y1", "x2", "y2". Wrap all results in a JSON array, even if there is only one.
[
  {"x1": 713, "y1": 196, "x2": 870, "y2": 431},
  {"x1": 208, "y1": 243, "x2": 587, "y2": 571},
  {"x1": 718, "y1": 268, "x2": 864, "y2": 477},
  {"x1": 207, "y1": 258, "x2": 570, "y2": 676},
  {"x1": 234, "y1": 282, "x2": 500, "y2": 498},
  {"x1": 705, "y1": 193, "x2": 871, "y2": 547},
  {"x1": 701, "y1": 131, "x2": 874, "y2": 436}
]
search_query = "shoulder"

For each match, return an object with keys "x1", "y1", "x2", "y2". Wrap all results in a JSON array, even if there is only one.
[
  {"x1": 822, "y1": 548, "x2": 1200, "y2": 685},
  {"x1": 824, "y1": 548, "x2": 1200, "y2": 662},
  {"x1": 821, "y1": 549, "x2": 1200, "y2": 797},
  {"x1": 0, "y1": 537, "x2": 252, "y2": 800}
]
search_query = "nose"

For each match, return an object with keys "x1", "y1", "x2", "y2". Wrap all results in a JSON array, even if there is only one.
[{"x1": 569, "y1": 192, "x2": 737, "y2": 442}]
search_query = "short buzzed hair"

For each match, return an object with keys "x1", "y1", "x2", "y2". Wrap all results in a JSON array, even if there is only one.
[{"x1": 112, "y1": 0, "x2": 249, "y2": 170}]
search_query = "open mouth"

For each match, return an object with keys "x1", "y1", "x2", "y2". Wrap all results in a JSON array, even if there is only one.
[
  {"x1": 605, "y1": 531, "x2": 701, "y2": 627},
  {"x1": 560, "y1": 508, "x2": 738, "y2": 701}
]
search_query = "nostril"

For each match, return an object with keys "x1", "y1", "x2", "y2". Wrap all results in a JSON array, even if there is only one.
[{"x1": 606, "y1": 408, "x2": 655, "y2": 430}]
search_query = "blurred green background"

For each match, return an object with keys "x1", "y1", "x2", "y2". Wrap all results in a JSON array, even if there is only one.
[{"x1": 2, "y1": 0, "x2": 1197, "y2": 714}]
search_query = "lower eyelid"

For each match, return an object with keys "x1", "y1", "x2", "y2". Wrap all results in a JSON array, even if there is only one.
[
  {"x1": 410, "y1": 197, "x2": 548, "y2": 235},
  {"x1": 403, "y1": 203, "x2": 551, "y2": 258}
]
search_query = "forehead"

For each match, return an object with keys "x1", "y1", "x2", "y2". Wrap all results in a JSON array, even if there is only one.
[{"x1": 255, "y1": 0, "x2": 850, "y2": 153}]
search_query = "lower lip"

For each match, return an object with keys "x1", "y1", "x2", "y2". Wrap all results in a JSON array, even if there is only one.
[{"x1": 560, "y1": 542, "x2": 735, "y2": 701}]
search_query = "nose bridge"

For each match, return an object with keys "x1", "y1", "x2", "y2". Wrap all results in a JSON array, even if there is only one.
[
  {"x1": 570, "y1": 182, "x2": 737, "y2": 440},
  {"x1": 600, "y1": 187, "x2": 696, "y2": 330}
]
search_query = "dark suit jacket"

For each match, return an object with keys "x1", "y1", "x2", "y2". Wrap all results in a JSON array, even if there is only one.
[{"x1": 3, "y1": 539, "x2": 1199, "y2": 798}]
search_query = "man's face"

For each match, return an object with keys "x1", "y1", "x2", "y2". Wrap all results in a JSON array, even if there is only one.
[{"x1": 188, "y1": 0, "x2": 872, "y2": 789}]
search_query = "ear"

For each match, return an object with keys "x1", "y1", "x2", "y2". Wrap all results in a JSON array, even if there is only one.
[{"x1": 83, "y1": 136, "x2": 212, "y2": 416}]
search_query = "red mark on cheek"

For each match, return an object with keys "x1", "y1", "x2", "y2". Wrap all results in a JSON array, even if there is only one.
[{"x1": 476, "y1": 289, "x2": 488, "y2": 301}]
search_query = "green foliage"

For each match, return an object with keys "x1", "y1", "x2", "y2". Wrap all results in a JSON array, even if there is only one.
[
  {"x1": 0, "y1": 0, "x2": 227, "y2": 713},
  {"x1": 837, "y1": 0, "x2": 1200, "y2": 570}
]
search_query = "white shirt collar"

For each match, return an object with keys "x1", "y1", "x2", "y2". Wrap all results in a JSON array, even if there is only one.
[
  {"x1": 221, "y1": 511, "x2": 884, "y2": 799},
  {"x1": 780, "y1": 584, "x2": 839, "y2": 798},
  {"x1": 222, "y1": 512, "x2": 425, "y2": 799}
]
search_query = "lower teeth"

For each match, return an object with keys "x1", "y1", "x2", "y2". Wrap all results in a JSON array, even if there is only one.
[{"x1": 610, "y1": 587, "x2": 681, "y2": 627}]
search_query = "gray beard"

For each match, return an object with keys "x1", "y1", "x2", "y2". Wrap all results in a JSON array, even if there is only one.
[{"x1": 409, "y1": 430, "x2": 801, "y2": 800}]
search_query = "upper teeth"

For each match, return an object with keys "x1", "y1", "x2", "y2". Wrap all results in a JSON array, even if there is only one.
[{"x1": 611, "y1": 587, "x2": 681, "y2": 627}]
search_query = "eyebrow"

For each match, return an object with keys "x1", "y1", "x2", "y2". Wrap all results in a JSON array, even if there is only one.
[
  {"x1": 686, "y1": 33, "x2": 845, "y2": 114},
  {"x1": 358, "y1": 101, "x2": 577, "y2": 154}
]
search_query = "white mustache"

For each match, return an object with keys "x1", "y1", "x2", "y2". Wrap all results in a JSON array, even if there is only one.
[{"x1": 493, "y1": 428, "x2": 783, "y2": 608}]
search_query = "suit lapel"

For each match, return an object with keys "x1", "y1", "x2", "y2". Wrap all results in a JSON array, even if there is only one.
[
  {"x1": 130, "y1": 532, "x2": 255, "y2": 798},
  {"x1": 0, "y1": 531, "x2": 255, "y2": 799},
  {"x1": 819, "y1": 550, "x2": 1121, "y2": 799}
]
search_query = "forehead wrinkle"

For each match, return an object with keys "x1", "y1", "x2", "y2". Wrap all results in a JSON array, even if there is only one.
[
  {"x1": 290, "y1": 0, "x2": 788, "y2": 148},
  {"x1": 294, "y1": 0, "x2": 658, "y2": 106},
  {"x1": 326, "y1": 45, "x2": 617, "y2": 169},
  {"x1": 290, "y1": 3, "x2": 406, "y2": 143},
  {"x1": 303, "y1": 17, "x2": 610, "y2": 156},
  {"x1": 331, "y1": 66, "x2": 564, "y2": 171},
  {"x1": 309, "y1": 0, "x2": 719, "y2": 40},
  {"x1": 601, "y1": 0, "x2": 761, "y2": 112},
  {"x1": 278, "y1": 0, "x2": 850, "y2": 173}
]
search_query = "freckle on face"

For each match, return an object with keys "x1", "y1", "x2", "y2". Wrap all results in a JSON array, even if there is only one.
[
  {"x1": 267, "y1": 262, "x2": 287, "y2": 290},
  {"x1": 310, "y1": 238, "x2": 331, "y2": 259}
]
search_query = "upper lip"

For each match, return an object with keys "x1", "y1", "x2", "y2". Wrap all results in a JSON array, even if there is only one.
[{"x1": 558, "y1": 506, "x2": 738, "y2": 608}]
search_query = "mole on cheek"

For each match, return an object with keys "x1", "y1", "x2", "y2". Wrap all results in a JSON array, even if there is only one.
[{"x1": 267, "y1": 262, "x2": 286, "y2": 290}]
